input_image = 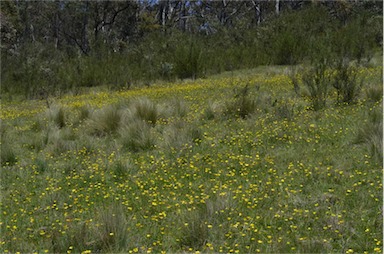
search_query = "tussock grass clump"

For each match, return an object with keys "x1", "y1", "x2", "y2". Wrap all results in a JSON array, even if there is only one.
[
  {"x1": 31, "y1": 114, "x2": 48, "y2": 131},
  {"x1": 178, "y1": 193, "x2": 234, "y2": 249},
  {"x1": 24, "y1": 132, "x2": 46, "y2": 151},
  {"x1": 91, "y1": 204, "x2": 131, "y2": 251},
  {"x1": 88, "y1": 105, "x2": 122, "y2": 136},
  {"x1": 203, "y1": 101, "x2": 222, "y2": 120},
  {"x1": 289, "y1": 66, "x2": 303, "y2": 96},
  {"x1": 162, "y1": 120, "x2": 202, "y2": 149},
  {"x1": 45, "y1": 126, "x2": 77, "y2": 155},
  {"x1": 47, "y1": 105, "x2": 66, "y2": 128},
  {"x1": 1, "y1": 122, "x2": 17, "y2": 166},
  {"x1": 51, "y1": 204, "x2": 132, "y2": 252},
  {"x1": 178, "y1": 208, "x2": 209, "y2": 249},
  {"x1": 169, "y1": 98, "x2": 189, "y2": 118},
  {"x1": 111, "y1": 159, "x2": 137, "y2": 177},
  {"x1": 130, "y1": 97, "x2": 159, "y2": 126},
  {"x1": 355, "y1": 108, "x2": 383, "y2": 165},
  {"x1": 77, "y1": 104, "x2": 93, "y2": 122},
  {"x1": 365, "y1": 84, "x2": 383, "y2": 103},
  {"x1": 119, "y1": 120, "x2": 156, "y2": 152},
  {"x1": 56, "y1": 222, "x2": 90, "y2": 253},
  {"x1": 34, "y1": 157, "x2": 49, "y2": 173},
  {"x1": 275, "y1": 101, "x2": 295, "y2": 120},
  {"x1": 1, "y1": 142, "x2": 17, "y2": 166}
]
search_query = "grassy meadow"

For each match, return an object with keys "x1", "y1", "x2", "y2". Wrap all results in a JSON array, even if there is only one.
[{"x1": 1, "y1": 63, "x2": 383, "y2": 253}]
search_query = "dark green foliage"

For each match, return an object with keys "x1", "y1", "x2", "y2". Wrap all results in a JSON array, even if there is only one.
[
  {"x1": 332, "y1": 60, "x2": 363, "y2": 104},
  {"x1": 301, "y1": 59, "x2": 331, "y2": 111},
  {"x1": 224, "y1": 85, "x2": 258, "y2": 119},
  {"x1": 260, "y1": 6, "x2": 334, "y2": 65},
  {"x1": 330, "y1": 10, "x2": 381, "y2": 65},
  {"x1": 159, "y1": 62, "x2": 174, "y2": 81},
  {"x1": 0, "y1": 2, "x2": 381, "y2": 99},
  {"x1": 1, "y1": 43, "x2": 62, "y2": 99},
  {"x1": 173, "y1": 38, "x2": 204, "y2": 79}
]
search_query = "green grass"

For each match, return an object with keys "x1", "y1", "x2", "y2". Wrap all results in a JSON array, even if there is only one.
[{"x1": 0, "y1": 65, "x2": 382, "y2": 253}]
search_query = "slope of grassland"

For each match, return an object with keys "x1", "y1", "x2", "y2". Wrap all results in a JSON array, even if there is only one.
[{"x1": 1, "y1": 65, "x2": 382, "y2": 253}]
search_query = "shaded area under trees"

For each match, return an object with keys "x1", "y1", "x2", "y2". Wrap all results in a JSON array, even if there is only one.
[{"x1": 1, "y1": 0, "x2": 382, "y2": 99}]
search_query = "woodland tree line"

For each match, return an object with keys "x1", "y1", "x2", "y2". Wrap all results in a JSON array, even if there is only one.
[{"x1": 1, "y1": 0, "x2": 382, "y2": 99}]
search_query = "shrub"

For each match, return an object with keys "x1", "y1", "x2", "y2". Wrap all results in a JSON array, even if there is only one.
[
  {"x1": 260, "y1": 5, "x2": 333, "y2": 65},
  {"x1": 173, "y1": 37, "x2": 204, "y2": 79},
  {"x1": 159, "y1": 62, "x2": 174, "y2": 80},
  {"x1": 224, "y1": 84, "x2": 257, "y2": 119},
  {"x1": 301, "y1": 60, "x2": 331, "y2": 110},
  {"x1": 331, "y1": 59, "x2": 363, "y2": 104},
  {"x1": 330, "y1": 10, "x2": 380, "y2": 66}
]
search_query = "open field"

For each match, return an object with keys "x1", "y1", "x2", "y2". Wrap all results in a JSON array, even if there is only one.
[{"x1": 1, "y1": 65, "x2": 382, "y2": 253}]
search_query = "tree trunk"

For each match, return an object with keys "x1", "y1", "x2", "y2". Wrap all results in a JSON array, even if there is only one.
[
  {"x1": 179, "y1": 0, "x2": 186, "y2": 32},
  {"x1": 275, "y1": 0, "x2": 280, "y2": 15},
  {"x1": 53, "y1": 3, "x2": 60, "y2": 49},
  {"x1": 81, "y1": 1, "x2": 90, "y2": 54}
]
